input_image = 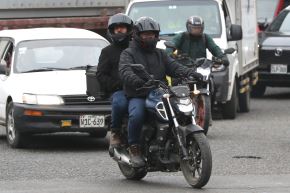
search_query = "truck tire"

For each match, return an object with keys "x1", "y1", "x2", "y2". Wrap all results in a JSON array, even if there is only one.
[
  {"x1": 251, "y1": 83, "x2": 266, "y2": 98},
  {"x1": 222, "y1": 81, "x2": 237, "y2": 119},
  {"x1": 238, "y1": 89, "x2": 250, "y2": 113},
  {"x1": 6, "y1": 102, "x2": 26, "y2": 148}
]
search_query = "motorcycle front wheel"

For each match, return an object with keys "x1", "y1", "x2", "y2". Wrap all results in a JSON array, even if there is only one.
[
  {"x1": 194, "y1": 95, "x2": 211, "y2": 134},
  {"x1": 180, "y1": 132, "x2": 212, "y2": 188}
]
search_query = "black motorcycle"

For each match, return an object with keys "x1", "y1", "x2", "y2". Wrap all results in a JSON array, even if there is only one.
[{"x1": 110, "y1": 64, "x2": 212, "y2": 188}]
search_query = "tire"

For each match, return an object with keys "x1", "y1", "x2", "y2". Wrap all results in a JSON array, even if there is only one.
[
  {"x1": 88, "y1": 129, "x2": 107, "y2": 138},
  {"x1": 222, "y1": 81, "x2": 237, "y2": 119},
  {"x1": 118, "y1": 162, "x2": 147, "y2": 180},
  {"x1": 6, "y1": 102, "x2": 26, "y2": 148},
  {"x1": 238, "y1": 88, "x2": 250, "y2": 113},
  {"x1": 195, "y1": 95, "x2": 211, "y2": 134},
  {"x1": 180, "y1": 133, "x2": 212, "y2": 189},
  {"x1": 251, "y1": 83, "x2": 266, "y2": 98}
]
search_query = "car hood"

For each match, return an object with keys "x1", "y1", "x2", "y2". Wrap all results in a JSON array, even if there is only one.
[
  {"x1": 11, "y1": 70, "x2": 87, "y2": 95},
  {"x1": 260, "y1": 32, "x2": 290, "y2": 47}
]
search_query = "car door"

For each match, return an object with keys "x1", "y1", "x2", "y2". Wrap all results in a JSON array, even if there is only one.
[{"x1": 0, "y1": 38, "x2": 14, "y2": 121}]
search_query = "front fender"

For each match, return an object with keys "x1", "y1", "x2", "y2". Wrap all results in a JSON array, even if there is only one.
[{"x1": 178, "y1": 124, "x2": 204, "y2": 138}]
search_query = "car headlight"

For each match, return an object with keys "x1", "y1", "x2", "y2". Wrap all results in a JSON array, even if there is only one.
[{"x1": 22, "y1": 94, "x2": 64, "y2": 105}]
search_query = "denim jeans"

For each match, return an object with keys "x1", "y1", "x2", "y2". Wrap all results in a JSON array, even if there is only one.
[
  {"x1": 127, "y1": 98, "x2": 146, "y2": 145},
  {"x1": 111, "y1": 90, "x2": 128, "y2": 133}
]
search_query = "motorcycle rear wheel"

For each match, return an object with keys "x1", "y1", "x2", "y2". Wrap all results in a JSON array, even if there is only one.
[
  {"x1": 118, "y1": 162, "x2": 147, "y2": 180},
  {"x1": 180, "y1": 132, "x2": 212, "y2": 188}
]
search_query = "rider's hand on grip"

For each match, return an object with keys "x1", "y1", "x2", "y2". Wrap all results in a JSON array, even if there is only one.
[{"x1": 188, "y1": 71, "x2": 203, "y2": 81}]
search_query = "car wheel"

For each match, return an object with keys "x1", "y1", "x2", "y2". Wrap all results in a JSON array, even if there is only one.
[
  {"x1": 6, "y1": 102, "x2": 26, "y2": 148},
  {"x1": 251, "y1": 83, "x2": 266, "y2": 98}
]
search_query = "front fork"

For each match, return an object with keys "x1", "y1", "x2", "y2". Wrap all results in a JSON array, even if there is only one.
[{"x1": 164, "y1": 95, "x2": 189, "y2": 160}]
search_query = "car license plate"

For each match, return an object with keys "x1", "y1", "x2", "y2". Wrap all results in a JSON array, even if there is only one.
[
  {"x1": 271, "y1": 64, "x2": 287, "y2": 74},
  {"x1": 80, "y1": 115, "x2": 105, "y2": 128}
]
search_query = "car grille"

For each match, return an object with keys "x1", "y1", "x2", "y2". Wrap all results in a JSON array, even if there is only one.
[
  {"x1": 61, "y1": 95, "x2": 110, "y2": 105},
  {"x1": 259, "y1": 48, "x2": 290, "y2": 71}
]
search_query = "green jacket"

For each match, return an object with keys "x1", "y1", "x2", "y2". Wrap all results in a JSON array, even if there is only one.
[{"x1": 172, "y1": 32, "x2": 223, "y2": 60}]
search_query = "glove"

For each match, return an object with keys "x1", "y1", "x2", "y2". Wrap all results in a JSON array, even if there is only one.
[
  {"x1": 134, "y1": 77, "x2": 146, "y2": 88},
  {"x1": 222, "y1": 55, "x2": 229, "y2": 66},
  {"x1": 188, "y1": 71, "x2": 204, "y2": 81}
]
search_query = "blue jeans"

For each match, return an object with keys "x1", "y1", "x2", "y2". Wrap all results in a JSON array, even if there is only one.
[
  {"x1": 127, "y1": 98, "x2": 146, "y2": 145},
  {"x1": 111, "y1": 91, "x2": 128, "y2": 132}
]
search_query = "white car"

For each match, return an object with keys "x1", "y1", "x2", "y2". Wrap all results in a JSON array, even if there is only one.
[{"x1": 0, "y1": 28, "x2": 111, "y2": 148}]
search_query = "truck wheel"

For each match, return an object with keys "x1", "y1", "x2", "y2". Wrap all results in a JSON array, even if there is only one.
[
  {"x1": 222, "y1": 81, "x2": 237, "y2": 119},
  {"x1": 6, "y1": 102, "x2": 26, "y2": 148},
  {"x1": 251, "y1": 83, "x2": 266, "y2": 98},
  {"x1": 238, "y1": 89, "x2": 250, "y2": 113}
]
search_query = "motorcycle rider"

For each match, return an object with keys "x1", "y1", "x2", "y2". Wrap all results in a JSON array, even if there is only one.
[
  {"x1": 170, "y1": 16, "x2": 229, "y2": 65},
  {"x1": 119, "y1": 16, "x2": 203, "y2": 168},
  {"x1": 96, "y1": 13, "x2": 133, "y2": 150}
]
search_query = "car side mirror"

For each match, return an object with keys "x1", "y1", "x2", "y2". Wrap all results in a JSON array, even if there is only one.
[{"x1": 227, "y1": 24, "x2": 243, "y2": 41}]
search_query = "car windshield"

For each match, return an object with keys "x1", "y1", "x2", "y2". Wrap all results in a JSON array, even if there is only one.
[
  {"x1": 257, "y1": 0, "x2": 279, "y2": 23},
  {"x1": 128, "y1": 0, "x2": 221, "y2": 37},
  {"x1": 268, "y1": 11, "x2": 290, "y2": 33},
  {"x1": 14, "y1": 39, "x2": 108, "y2": 73}
]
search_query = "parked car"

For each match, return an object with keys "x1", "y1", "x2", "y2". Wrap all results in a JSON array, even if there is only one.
[
  {"x1": 0, "y1": 28, "x2": 111, "y2": 148},
  {"x1": 252, "y1": 6, "x2": 290, "y2": 97}
]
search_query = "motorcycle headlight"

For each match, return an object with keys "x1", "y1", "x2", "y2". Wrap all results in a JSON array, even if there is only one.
[
  {"x1": 22, "y1": 94, "x2": 64, "y2": 105},
  {"x1": 177, "y1": 103, "x2": 193, "y2": 113},
  {"x1": 212, "y1": 64, "x2": 225, "y2": 72}
]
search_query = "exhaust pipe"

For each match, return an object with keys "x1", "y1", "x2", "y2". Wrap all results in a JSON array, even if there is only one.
[{"x1": 112, "y1": 148, "x2": 131, "y2": 166}]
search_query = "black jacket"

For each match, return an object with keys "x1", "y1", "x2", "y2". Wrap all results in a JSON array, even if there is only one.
[
  {"x1": 96, "y1": 43, "x2": 127, "y2": 95},
  {"x1": 119, "y1": 40, "x2": 191, "y2": 98}
]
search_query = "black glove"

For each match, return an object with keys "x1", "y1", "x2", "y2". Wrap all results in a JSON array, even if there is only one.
[
  {"x1": 222, "y1": 55, "x2": 229, "y2": 66},
  {"x1": 134, "y1": 77, "x2": 146, "y2": 88},
  {"x1": 188, "y1": 71, "x2": 204, "y2": 81}
]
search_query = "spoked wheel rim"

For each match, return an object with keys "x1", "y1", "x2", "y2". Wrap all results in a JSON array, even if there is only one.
[
  {"x1": 7, "y1": 108, "x2": 16, "y2": 142},
  {"x1": 181, "y1": 139, "x2": 203, "y2": 184}
]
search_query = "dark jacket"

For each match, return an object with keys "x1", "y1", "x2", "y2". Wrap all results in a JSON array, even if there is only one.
[
  {"x1": 96, "y1": 43, "x2": 127, "y2": 95},
  {"x1": 119, "y1": 40, "x2": 191, "y2": 98},
  {"x1": 172, "y1": 32, "x2": 224, "y2": 60}
]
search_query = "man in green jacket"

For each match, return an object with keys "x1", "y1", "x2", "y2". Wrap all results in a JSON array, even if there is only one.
[{"x1": 171, "y1": 16, "x2": 229, "y2": 65}]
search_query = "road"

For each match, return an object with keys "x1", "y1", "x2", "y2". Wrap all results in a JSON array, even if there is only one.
[{"x1": 1, "y1": 87, "x2": 290, "y2": 193}]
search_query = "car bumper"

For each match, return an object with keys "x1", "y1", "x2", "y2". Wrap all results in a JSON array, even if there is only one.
[
  {"x1": 258, "y1": 71, "x2": 290, "y2": 87},
  {"x1": 13, "y1": 103, "x2": 111, "y2": 133}
]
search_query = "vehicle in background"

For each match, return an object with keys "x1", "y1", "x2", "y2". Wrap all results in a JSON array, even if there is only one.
[
  {"x1": 0, "y1": 28, "x2": 111, "y2": 148},
  {"x1": 252, "y1": 6, "x2": 290, "y2": 97},
  {"x1": 126, "y1": 0, "x2": 259, "y2": 119},
  {"x1": 0, "y1": 0, "x2": 130, "y2": 38},
  {"x1": 257, "y1": 0, "x2": 290, "y2": 32}
]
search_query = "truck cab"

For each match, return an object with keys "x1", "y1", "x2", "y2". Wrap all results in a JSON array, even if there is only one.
[{"x1": 126, "y1": 0, "x2": 259, "y2": 119}]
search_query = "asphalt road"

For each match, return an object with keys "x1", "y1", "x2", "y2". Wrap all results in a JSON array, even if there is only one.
[{"x1": 1, "y1": 87, "x2": 290, "y2": 193}]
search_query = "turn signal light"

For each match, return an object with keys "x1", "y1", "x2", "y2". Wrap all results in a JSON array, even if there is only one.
[{"x1": 24, "y1": 110, "x2": 43, "y2": 116}]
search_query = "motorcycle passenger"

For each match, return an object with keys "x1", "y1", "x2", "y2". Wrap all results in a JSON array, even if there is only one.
[
  {"x1": 119, "y1": 16, "x2": 203, "y2": 168},
  {"x1": 96, "y1": 13, "x2": 133, "y2": 150},
  {"x1": 170, "y1": 16, "x2": 229, "y2": 66}
]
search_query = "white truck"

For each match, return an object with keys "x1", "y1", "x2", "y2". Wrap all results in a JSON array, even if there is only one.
[{"x1": 126, "y1": 0, "x2": 259, "y2": 119}]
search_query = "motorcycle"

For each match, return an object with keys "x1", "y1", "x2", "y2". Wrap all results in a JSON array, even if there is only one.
[
  {"x1": 110, "y1": 64, "x2": 212, "y2": 188},
  {"x1": 165, "y1": 41, "x2": 235, "y2": 134}
]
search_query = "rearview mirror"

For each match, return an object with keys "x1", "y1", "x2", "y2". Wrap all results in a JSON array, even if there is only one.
[
  {"x1": 224, "y1": 48, "x2": 236, "y2": 55},
  {"x1": 164, "y1": 41, "x2": 176, "y2": 49},
  {"x1": 228, "y1": 24, "x2": 243, "y2": 41}
]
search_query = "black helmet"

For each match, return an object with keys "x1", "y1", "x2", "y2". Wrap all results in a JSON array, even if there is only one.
[
  {"x1": 186, "y1": 16, "x2": 204, "y2": 36},
  {"x1": 133, "y1": 17, "x2": 160, "y2": 51},
  {"x1": 107, "y1": 13, "x2": 133, "y2": 45}
]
